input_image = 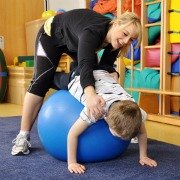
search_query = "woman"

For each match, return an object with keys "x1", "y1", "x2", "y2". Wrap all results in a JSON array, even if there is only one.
[{"x1": 11, "y1": 9, "x2": 142, "y2": 155}]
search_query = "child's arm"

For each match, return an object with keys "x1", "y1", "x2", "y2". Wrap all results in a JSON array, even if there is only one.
[
  {"x1": 138, "y1": 122, "x2": 157, "y2": 167},
  {"x1": 67, "y1": 117, "x2": 89, "y2": 174},
  {"x1": 110, "y1": 72, "x2": 119, "y2": 82}
]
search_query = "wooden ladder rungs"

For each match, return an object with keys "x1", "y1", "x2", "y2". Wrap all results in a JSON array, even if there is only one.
[
  {"x1": 145, "y1": 22, "x2": 161, "y2": 27},
  {"x1": 126, "y1": 88, "x2": 180, "y2": 96},
  {"x1": 146, "y1": 0, "x2": 161, "y2": 6},
  {"x1": 144, "y1": 45, "x2": 161, "y2": 49}
]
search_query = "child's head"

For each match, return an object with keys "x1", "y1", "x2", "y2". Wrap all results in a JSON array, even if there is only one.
[{"x1": 106, "y1": 100, "x2": 142, "y2": 140}]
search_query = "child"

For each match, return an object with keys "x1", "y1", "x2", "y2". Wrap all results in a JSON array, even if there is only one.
[{"x1": 67, "y1": 70, "x2": 157, "y2": 174}]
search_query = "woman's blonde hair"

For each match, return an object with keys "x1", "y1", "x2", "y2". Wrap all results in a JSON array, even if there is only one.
[
  {"x1": 106, "y1": 100, "x2": 142, "y2": 140},
  {"x1": 110, "y1": 11, "x2": 142, "y2": 58}
]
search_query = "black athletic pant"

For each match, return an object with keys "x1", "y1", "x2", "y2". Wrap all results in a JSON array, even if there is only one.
[{"x1": 27, "y1": 26, "x2": 77, "y2": 97}]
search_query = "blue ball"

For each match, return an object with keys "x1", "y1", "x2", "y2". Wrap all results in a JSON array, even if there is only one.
[{"x1": 37, "y1": 90, "x2": 130, "y2": 163}]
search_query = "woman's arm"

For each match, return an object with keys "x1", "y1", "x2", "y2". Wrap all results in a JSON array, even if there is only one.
[
  {"x1": 138, "y1": 123, "x2": 157, "y2": 167},
  {"x1": 67, "y1": 118, "x2": 90, "y2": 174},
  {"x1": 84, "y1": 86, "x2": 105, "y2": 119},
  {"x1": 78, "y1": 30, "x2": 106, "y2": 118},
  {"x1": 78, "y1": 30, "x2": 100, "y2": 89}
]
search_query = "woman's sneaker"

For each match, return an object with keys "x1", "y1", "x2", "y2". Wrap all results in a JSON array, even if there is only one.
[
  {"x1": 11, "y1": 134, "x2": 31, "y2": 155},
  {"x1": 131, "y1": 137, "x2": 138, "y2": 143}
]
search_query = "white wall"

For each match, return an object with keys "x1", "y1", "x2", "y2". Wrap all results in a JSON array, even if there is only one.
[{"x1": 47, "y1": 0, "x2": 86, "y2": 11}]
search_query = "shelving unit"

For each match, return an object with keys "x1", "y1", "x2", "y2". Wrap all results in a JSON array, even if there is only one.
[
  {"x1": 6, "y1": 54, "x2": 72, "y2": 105},
  {"x1": 117, "y1": 0, "x2": 180, "y2": 145}
]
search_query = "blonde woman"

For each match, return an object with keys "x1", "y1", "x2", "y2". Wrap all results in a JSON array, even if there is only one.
[{"x1": 11, "y1": 9, "x2": 142, "y2": 156}]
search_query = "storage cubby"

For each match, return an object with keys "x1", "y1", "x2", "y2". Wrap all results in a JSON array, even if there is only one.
[
  {"x1": 117, "y1": 0, "x2": 180, "y2": 145},
  {"x1": 6, "y1": 54, "x2": 72, "y2": 105}
]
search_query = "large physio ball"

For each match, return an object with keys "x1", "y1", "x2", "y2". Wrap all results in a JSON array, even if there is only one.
[{"x1": 37, "y1": 90, "x2": 130, "y2": 163}]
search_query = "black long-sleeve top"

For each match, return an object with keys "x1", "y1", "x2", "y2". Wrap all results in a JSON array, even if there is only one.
[{"x1": 51, "y1": 9, "x2": 120, "y2": 89}]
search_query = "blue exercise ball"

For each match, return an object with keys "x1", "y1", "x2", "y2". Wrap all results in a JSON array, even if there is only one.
[{"x1": 37, "y1": 90, "x2": 130, "y2": 163}]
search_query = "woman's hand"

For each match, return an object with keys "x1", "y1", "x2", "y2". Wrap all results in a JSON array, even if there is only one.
[
  {"x1": 84, "y1": 86, "x2": 105, "y2": 119},
  {"x1": 86, "y1": 93, "x2": 106, "y2": 119},
  {"x1": 139, "y1": 156, "x2": 157, "y2": 167},
  {"x1": 68, "y1": 163, "x2": 86, "y2": 174}
]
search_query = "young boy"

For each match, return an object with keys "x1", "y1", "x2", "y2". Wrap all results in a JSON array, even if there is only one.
[{"x1": 67, "y1": 70, "x2": 157, "y2": 174}]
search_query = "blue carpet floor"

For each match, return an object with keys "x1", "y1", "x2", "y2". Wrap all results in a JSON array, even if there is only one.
[{"x1": 0, "y1": 116, "x2": 180, "y2": 180}]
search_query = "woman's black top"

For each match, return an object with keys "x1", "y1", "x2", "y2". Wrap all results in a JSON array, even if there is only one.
[{"x1": 51, "y1": 9, "x2": 120, "y2": 89}]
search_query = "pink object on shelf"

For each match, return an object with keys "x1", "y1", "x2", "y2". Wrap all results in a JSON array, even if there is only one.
[
  {"x1": 145, "y1": 48, "x2": 160, "y2": 67},
  {"x1": 171, "y1": 43, "x2": 180, "y2": 63}
]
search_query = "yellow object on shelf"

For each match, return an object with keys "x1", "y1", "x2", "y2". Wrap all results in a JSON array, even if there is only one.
[
  {"x1": 123, "y1": 57, "x2": 140, "y2": 66},
  {"x1": 41, "y1": 10, "x2": 56, "y2": 19},
  {"x1": 170, "y1": 0, "x2": 180, "y2": 43},
  {"x1": 170, "y1": 0, "x2": 180, "y2": 12}
]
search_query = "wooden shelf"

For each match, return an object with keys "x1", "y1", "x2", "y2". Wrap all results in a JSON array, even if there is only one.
[
  {"x1": 144, "y1": 45, "x2": 161, "y2": 49},
  {"x1": 145, "y1": 22, "x2": 161, "y2": 27},
  {"x1": 117, "y1": 0, "x2": 179, "y2": 145},
  {"x1": 144, "y1": 67, "x2": 160, "y2": 70},
  {"x1": 148, "y1": 114, "x2": 180, "y2": 127},
  {"x1": 7, "y1": 55, "x2": 72, "y2": 105},
  {"x1": 126, "y1": 88, "x2": 180, "y2": 96},
  {"x1": 126, "y1": 66, "x2": 160, "y2": 70},
  {"x1": 146, "y1": 0, "x2": 161, "y2": 6},
  {"x1": 126, "y1": 66, "x2": 141, "y2": 70}
]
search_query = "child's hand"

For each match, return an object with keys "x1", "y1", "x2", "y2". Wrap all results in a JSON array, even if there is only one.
[
  {"x1": 139, "y1": 156, "x2": 157, "y2": 167},
  {"x1": 68, "y1": 163, "x2": 86, "y2": 174}
]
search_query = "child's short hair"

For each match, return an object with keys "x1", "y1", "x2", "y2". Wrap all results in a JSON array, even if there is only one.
[{"x1": 106, "y1": 100, "x2": 142, "y2": 140}]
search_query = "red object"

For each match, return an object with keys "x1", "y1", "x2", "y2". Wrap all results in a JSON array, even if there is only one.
[
  {"x1": 93, "y1": 0, "x2": 117, "y2": 15},
  {"x1": 146, "y1": 48, "x2": 160, "y2": 67},
  {"x1": 122, "y1": 0, "x2": 141, "y2": 18}
]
